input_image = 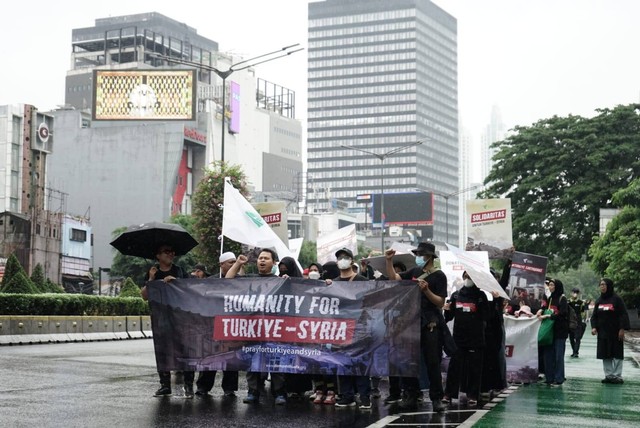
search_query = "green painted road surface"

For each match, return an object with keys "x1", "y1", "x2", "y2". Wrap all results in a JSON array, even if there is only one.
[{"x1": 473, "y1": 333, "x2": 640, "y2": 427}]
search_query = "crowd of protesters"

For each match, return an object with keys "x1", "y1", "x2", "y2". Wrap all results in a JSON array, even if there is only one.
[{"x1": 141, "y1": 240, "x2": 631, "y2": 410}]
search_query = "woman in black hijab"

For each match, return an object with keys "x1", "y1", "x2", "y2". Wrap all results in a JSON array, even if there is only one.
[
  {"x1": 278, "y1": 256, "x2": 303, "y2": 278},
  {"x1": 591, "y1": 278, "x2": 630, "y2": 384},
  {"x1": 536, "y1": 278, "x2": 569, "y2": 386}
]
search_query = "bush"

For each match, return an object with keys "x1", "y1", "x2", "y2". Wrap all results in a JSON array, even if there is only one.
[
  {"x1": 44, "y1": 279, "x2": 65, "y2": 294},
  {"x1": 0, "y1": 294, "x2": 150, "y2": 316},
  {"x1": 119, "y1": 277, "x2": 142, "y2": 298},
  {"x1": 30, "y1": 263, "x2": 47, "y2": 293},
  {"x1": 2, "y1": 272, "x2": 37, "y2": 294},
  {"x1": 1, "y1": 254, "x2": 27, "y2": 289}
]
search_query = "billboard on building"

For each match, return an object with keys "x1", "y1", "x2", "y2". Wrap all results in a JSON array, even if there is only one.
[
  {"x1": 371, "y1": 192, "x2": 434, "y2": 227},
  {"x1": 92, "y1": 70, "x2": 196, "y2": 120},
  {"x1": 252, "y1": 201, "x2": 289, "y2": 246},
  {"x1": 229, "y1": 81, "x2": 240, "y2": 134}
]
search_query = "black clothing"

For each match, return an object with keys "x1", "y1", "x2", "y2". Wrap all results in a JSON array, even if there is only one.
[
  {"x1": 334, "y1": 274, "x2": 368, "y2": 282},
  {"x1": 568, "y1": 298, "x2": 588, "y2": 355},
  {"x1": 591, "y1": 292, "x2": 630, "y2": 360},
  {"x1": 444, "y1": 285, "x2": 490, "y2": 400},
  {"x1": 398, "y1": 267, "x2": 447, "y2": 402},
  {"x1": 540, "y1": 294, "x2": 569, "y2": 340},
  {"x1": 444, "y1": 285, "x2": 490, "y2": 348},
  {"x1": 144, "y1": 264, "x2": 188, "y2": 281}
]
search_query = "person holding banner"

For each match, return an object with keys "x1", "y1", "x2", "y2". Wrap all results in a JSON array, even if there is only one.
[
  {"x1": 536, "y1": 279, "x2": 569, "y2": 387},
  {"x1": 225, "y1": 249, "x2": 288, "y2": 405},
  {"x1": 443, "y1": 272, "x2": 490, "y2": 407},
  {"x1": 385, "y1": 242, "x2": 448, "y2": 412},
  {"x1": 332, "y1": 247, "x2": 373, "y2": 410},
  {"x1": 141, "y1": 244, "x2": 194, "y2": 398}
]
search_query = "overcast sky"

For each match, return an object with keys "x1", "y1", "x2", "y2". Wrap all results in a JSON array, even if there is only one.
[{"x1": 2, "y1": 0, "x2": 639, "y2": 181}]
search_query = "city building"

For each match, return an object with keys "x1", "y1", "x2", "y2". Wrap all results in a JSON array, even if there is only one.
[
  {"x1": 0, "y1": 104, "x2": 62, "y2": 282},
  {"x1": 481, "y1": 105, "x2": 507, "y2": 183},
  {"x1": 307, "y1": 0, "x2": 460, "y2": 249},
  {"x1": 60, "y1": 214, "x2": 93, "y2": 293},
  {"x1": 47, "y1": 12, "x2": 302, "y2": 269}
]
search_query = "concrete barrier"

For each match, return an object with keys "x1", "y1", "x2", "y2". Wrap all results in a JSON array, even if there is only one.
[
  {"x1": 127, "y1": 316, "x2": 145, "y2": 339},
  {"x1": 0, "y1": 315, "x2": 153, "y2": 345},
  {"x1": 113, "y1": 316, "x2": 129, "y2": 340},
  {"x1": 141, "y1": 316, "x2": 153, "y2": 338}
]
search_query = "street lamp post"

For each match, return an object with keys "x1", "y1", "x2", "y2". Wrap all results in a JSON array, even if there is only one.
[
  {"x1": 97, "y1": 267, "x2": 111, "y2": 296},
  {"x1": 342, "y1": 141, "x2": 422, "y2": 252},
  {"x1": 426, "y1": 184, "x2": 481, "y2": 244},
  {"x1": 149, "y1": 44, "x2": 303, "y2": 162}
]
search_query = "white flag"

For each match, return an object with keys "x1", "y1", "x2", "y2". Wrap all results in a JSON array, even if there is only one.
[{"x1": 222, "y1": 179, "x2": 294, "y2": 262}]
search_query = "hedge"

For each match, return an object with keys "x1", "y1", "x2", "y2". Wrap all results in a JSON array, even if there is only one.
[{"x1": 0, "y1": 293, "x2": 150, "y2": 316}]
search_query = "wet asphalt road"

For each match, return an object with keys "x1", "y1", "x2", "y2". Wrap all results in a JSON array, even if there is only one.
[{"x1": 0, "y1": 339, "x2": 400, "y2": 428}]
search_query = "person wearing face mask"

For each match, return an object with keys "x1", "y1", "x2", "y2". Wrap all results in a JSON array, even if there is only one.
[
  {"x1": 568, "y1": 287, "x2": 588, "y2": 358},
  {"x1": 331, "y1": 247, "x2": 373, "y2": 410},
  {"x1": 385, "y1": 242, "x2": 448, "y2": 412},
  {"x1": 442, "y1": 272, "x2": 490, "y2": 407},
  {"x1": 307, "y1": 262, "x2": 323, "y2": 280},
  {"x1": 225, "y1": 249, "x2": 288, "y2": 405}
]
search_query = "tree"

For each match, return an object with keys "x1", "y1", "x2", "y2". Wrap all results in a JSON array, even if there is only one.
[
  {"x1": 192, "y1": 161, "x2": 249, "y2": 274},
  {"x1": 481, "y1": 104, "x2": 640, "y2": 271},
  {"x1": 2, "y1": 272, "x2": 37, "y2": 294},
  {"x1": 589, "y1": 178, "x2": 640, "y2": 307},
  {"x1": 119, "y1": 277, "x2": 142, "y2": 298},
  {"x1": 30, "y1": 263, "x2": 47, "y2": 293},
  {"x1": 2, "y1": 253, "x2": 26, "y2": 288},
  {"x1": 297, "y1": 241, "x2": 318, "y2": 269},
  {"x1": 44, "y1": 279, "x2": 65, "y2": 294}
]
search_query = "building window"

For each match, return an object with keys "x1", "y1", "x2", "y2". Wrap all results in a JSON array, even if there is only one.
[{"x1": 70, "y1": 228, "x2": 87, "y2": 242}]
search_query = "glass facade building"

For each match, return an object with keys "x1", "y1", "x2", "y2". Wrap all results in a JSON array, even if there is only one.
[{"x1": 307, "y1": 0, "x2": 459, "y2": 245}]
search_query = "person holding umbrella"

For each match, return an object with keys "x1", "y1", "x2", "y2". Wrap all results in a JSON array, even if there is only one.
[{"x1": 141, "y1": 243, "x2": 193, "y2": 398}]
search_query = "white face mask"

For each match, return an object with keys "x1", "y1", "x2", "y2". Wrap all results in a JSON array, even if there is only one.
[
  {"x1": 308, "y1": 271, "x2": 321, "y2": 280},
  {"x1": 463, "y1": 278, "x2": 475, "y2": 288},
  {"x1": 337, "y1": 259, "x2": 352, "y2": 270}
]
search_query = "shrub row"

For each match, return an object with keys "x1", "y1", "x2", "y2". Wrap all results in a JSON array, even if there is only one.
[{"x1": 0, "y1": 293, "x2": 149, "y2": 316}]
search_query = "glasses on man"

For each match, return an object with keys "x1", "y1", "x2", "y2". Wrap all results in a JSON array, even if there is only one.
[{"x1": 160, "y1": 249, "x2": 175, "y2": 255}]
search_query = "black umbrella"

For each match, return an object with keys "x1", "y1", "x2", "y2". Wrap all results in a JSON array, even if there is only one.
[{"x1": 110, "y1": 221, "x2": 198, "y2": 259}]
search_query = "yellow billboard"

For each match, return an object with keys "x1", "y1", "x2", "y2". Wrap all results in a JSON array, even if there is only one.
[{"x1": 93, "y1": 70, "x2": 196, "y2": 120}]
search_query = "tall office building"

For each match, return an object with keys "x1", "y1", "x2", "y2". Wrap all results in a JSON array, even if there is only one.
[
  {"x1": 481, "y1": 105, "x2": 507, "y2": 182},
  {"x1": 307, "y1": 0, "x2": 459, "y2": 246}
]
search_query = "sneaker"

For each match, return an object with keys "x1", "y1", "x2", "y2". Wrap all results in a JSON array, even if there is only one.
[
  {"x1": 601, "y1": 377, "x2": 611, "y2": 384},
  {"x1": 323, "y1": 390, "x2": 336, "y2": 405},
  {"x1": 335, "y1": 397, "x2": 356, "y2": 407},
  {"x1": 610, "y1": 377, "x2": 624, "y2": 384},
  {"x1": 184, "y1": 384, "x2": 194, "y2": 398},
  {"x1": 441, "y1": 395, "x2": 451, "y2": 404},
  {"x1": 417, "y1": 390, "x2": 424, "y2": 402},
  {"x1": 275, "y1": 395, "x2": 287, "y2": 405},
  {"x1": 243, "y1": 393, "x2": 259, "y2": 403},
  {"x1": 383, "y1": 395, "x2": 402, "y2": 404},
  {"x1": 312, "y1": 390, "x2": 325, "y2": 404},
  {"x1": 371, "y1": 387, "x2": 381, "y2": 399},
  {"x1": 550, "y1": 382, "x2": 563, "y2": 387},
  {"x1": 467, "y1": 398, "x2": 478, "y2": 407},
  {"x1": 223, "y1": 390, "x2": 236, "y2": 397},
  {"x1": 359, "y1": 396, "x2": 372, "y2": 410},
  {"x1": 154, "y1": 386, "x2": 172, "y2": 397}
]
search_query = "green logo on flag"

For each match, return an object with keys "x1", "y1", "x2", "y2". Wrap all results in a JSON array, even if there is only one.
[{"x1": 245, "y1": 211, "x2": 265, "y2": 227}]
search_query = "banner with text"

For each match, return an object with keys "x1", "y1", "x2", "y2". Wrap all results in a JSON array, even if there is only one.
[
  {"x1": 465, "y1": 198, "x2": 513, "y2": 259},
  {"x1": 148, "y1": 277, "x2": 420, "y2": 377}
]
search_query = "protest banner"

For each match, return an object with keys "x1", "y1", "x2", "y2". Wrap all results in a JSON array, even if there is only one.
[
  {"x1": 147, "y1": 277, "x2": 420, "y2": 377},
  {"x1": 465, "y1": 198, "x2": 513, "y2": 259},
  {"x1": 316, "y1": 224, "x2": 357, "y2": 265},
  {"x1": 504, "y1": 315, "x2": 540, "y2": 384},
  {"x1": 507, "y1": 251, "x2": 548, "y2": 312}
]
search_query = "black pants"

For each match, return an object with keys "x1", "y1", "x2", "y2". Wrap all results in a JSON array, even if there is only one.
[
  {"x1": 403, "y1": 326, "x2": 444, "y2": 402},
  {"x1": 569, "y1": 323, "x2": 585, "y2": 355},
  {"x1": 196, "y1": 371, "x2": 239, "y2": 393},
  {"x1": 445, "y1": 347, "x2": 484, "y2": 400},
  {"x1": 337, "y1": 375, "x2": 371, "y2": 400},
  {"x1": 159, "y1": 370, "x2": 194, "y2": 387},
  {"x1": 247, "y1": 372, "x2": 285, "y2": 396}
]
